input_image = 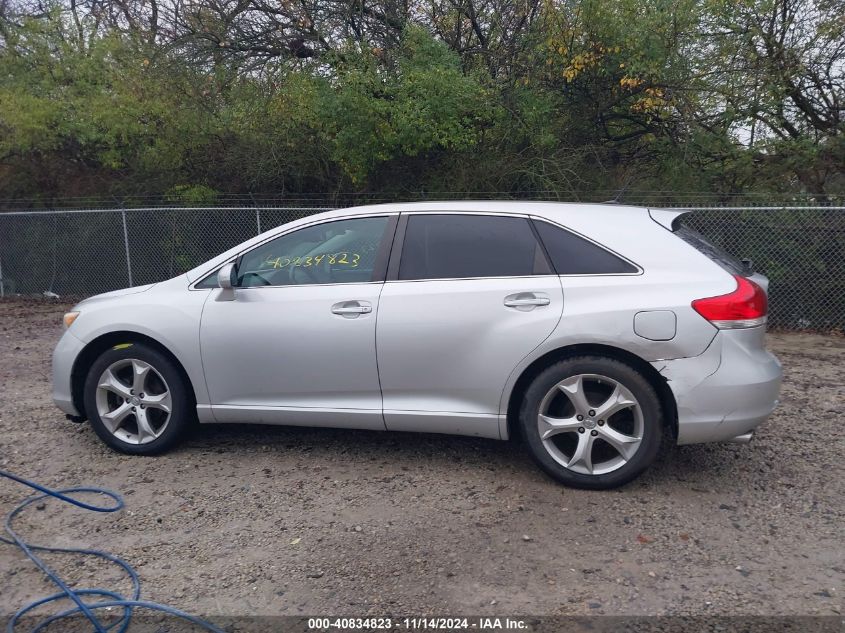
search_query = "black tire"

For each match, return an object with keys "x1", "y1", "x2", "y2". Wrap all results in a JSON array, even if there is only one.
[
  {"x1": 519, "y1": 356, "x2": 662, "y2": 489},
  {"x1": 83, "y1": 342, "x2": 193, "y2": 455}
]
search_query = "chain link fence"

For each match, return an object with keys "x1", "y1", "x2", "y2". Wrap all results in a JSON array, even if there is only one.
[{"x1": 1, "y1": 205, "x2": 843, "y2": 331}]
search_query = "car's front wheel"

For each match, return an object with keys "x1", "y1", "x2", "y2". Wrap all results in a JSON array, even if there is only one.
[
  {"x1": 83, "y1": 343, "x2": 193, "y2": 454},
  {"x1": 519, "y1": 356, "x2": 663, "y2": 489}
]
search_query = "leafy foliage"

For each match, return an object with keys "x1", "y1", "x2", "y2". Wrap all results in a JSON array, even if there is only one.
[{"x1": 0, "y1": 0, "x2": 841, "y2": 204}]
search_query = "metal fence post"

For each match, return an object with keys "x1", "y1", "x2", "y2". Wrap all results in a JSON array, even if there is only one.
[
  {"x1": 121, "y1": 209, "x2": 134, "y2": 287},
  {"x1": 0, "y1": 216, "x2": 5, "y2": 297},
  {"x1": 255, "y1": 208, "x2": 262, "y2": 235}
]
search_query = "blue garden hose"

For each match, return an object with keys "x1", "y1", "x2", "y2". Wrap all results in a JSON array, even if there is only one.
[{"x1": 0, "y1": 469, "x2": 227, "y2": 633}]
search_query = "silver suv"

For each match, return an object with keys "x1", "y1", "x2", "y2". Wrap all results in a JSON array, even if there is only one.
[{"x1": 52, "y1": 202, "x2": 782, "y2": 488}]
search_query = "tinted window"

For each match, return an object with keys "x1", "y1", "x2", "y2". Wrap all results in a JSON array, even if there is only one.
[
  {"x1": 234, "y1": 216, "x2": 389, "y2": 287},
  {"x1": 674, "y1": 224, "x2": 747, "y2": 275},
  {"x1": 398, "y1": 214, "x2": 550, "y2": 280},
  {"x1": 195, "y1": 269, "x2": 221, "y2": 289},
  {"x1": 533, "y1": 220, "x2": 638, "y2": 274}
]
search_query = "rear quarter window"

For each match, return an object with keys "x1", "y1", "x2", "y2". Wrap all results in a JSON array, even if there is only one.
[{"x1": 532, "y1": 220, "x2": 638, "y2": 275}]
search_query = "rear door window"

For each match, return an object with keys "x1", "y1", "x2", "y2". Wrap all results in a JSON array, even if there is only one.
[
  {"x1": 532, "y1": 220, "x2": 638, "y2": 274},
  {"x1": 398, "y1": 214, "x2": 551, "y2": 280}
]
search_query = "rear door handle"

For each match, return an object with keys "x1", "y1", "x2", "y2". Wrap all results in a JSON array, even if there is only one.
[
  {"x1": 504, "y1": 297, "x2": 551, "y2": 307},
  {"x1": 504, "y1": 293, "x2": 551, "y2": 309},
  {"x1": 331, "y1": 301, "x2": 372, "y2": 318}
]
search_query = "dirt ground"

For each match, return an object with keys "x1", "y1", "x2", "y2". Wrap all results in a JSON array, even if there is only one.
[{"x1": 0, "y1": 298, "x2": 842, "y2": 623}]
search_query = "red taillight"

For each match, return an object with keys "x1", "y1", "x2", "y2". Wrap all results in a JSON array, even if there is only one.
[{"x1": 692, "y1": 275, "x2": 768, "y2": 329}]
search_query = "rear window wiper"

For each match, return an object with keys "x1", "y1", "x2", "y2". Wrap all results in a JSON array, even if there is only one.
[{"x1": 741, "y1": 258, "x2": 755, "y2": 275}]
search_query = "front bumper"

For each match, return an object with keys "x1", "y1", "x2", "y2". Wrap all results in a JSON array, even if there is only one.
[
  {"x1": 52, "y1": 329, "x2": 86, "y2": 417},
  {"x1": 653, "y1": 327, "x2": 782, "y2": 445}
]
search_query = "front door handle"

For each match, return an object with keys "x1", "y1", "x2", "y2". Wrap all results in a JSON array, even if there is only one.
[
  {"x1": 331, "y1": 301, "x2": 372, "y2": 318},
  {"x1": 504, "y1": 293, "x2": 551, "y2": 311}
]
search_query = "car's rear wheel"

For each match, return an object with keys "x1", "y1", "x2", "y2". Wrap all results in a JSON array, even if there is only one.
[
  {"x1": 83, "y1": 343, "x2": 192, "y2": 454},
  {"x1": 519, "y1": 356, "x2": 662, "y2": 489}
]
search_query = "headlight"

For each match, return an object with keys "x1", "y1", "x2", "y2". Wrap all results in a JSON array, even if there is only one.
[{"x1": 63, "y1": 311, "x2": 80, "y2": 329}]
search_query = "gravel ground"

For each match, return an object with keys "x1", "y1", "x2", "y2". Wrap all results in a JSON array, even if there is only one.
[{"x1": 0, "y1": 298, "x2": 842, "y2": 622}]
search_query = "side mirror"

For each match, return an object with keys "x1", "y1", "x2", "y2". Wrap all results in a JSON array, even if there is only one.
[{"x1": 218, "y1": 262, "x2": 238, "y2": 289}]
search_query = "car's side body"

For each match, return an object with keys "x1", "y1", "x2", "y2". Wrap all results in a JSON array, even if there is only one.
[{"x1": 52, "y1": 201, "x2": 781, "y2": 448}]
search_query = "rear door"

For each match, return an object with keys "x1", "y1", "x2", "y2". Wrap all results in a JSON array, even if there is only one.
[{"x1": 375, "y1": 212, "x2": 564, "y2": 437}]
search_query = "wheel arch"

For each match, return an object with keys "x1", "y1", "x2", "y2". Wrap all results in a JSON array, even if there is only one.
[
  {"x1": 71, "y1": 331, "x2": 197, "y2": 419},
  {"x1": 505, "y1": 343, "x2": 677, "y2": 442}
]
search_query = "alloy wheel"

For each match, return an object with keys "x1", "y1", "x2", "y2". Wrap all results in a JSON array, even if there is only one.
[
  {"x1": 537, "y1": 373, "x2": 644, "y2": 475},
  {"x1": 94, "y1": 359, "x2": 172, "y2": 445}
]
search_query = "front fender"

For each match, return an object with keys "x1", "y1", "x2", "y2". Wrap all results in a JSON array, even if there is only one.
[{"x1": 68, "y1": 276, "x2": 211, "y2": 407}]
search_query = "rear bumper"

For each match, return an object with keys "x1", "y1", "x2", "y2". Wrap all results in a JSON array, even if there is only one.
[
  {"x1": 653, "y1": 327, "x2": 782, "y2": 445},
  {"x1": 52, "y1": 329, "x2": 86, "y2": 417}
]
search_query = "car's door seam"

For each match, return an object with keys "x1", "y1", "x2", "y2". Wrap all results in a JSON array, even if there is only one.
[
  {"x1": 372, "y1": 214, "x2": 402, "y2": 431},
  {"x1": 496, "y1": 273, "x2": 566, "y2": 438},
  {"x1": 196, "y1": 287, "x2": 220, "y2": 422}
]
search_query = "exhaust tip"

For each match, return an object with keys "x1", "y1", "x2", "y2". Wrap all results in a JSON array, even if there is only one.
[{"x1": 727, "y1": 431, "x2": 754, "y2": 444}]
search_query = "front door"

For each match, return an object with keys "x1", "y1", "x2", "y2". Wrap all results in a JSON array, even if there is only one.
[{"x1": 200, "y1": 215, "x2": 395, "y2": 430}]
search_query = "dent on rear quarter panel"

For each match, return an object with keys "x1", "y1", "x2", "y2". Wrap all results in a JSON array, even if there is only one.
[{"x1": 651, "y1": 334, "x2": 723, "y2": 395}]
